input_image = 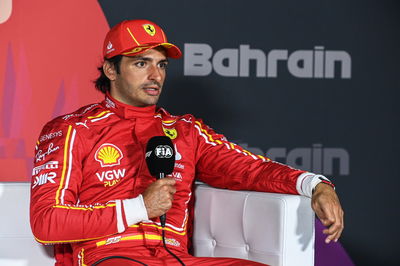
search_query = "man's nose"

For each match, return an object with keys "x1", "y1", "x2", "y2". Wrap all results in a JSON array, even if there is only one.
[{"x1": 148, "y1": 65, "x2": 163, "y2": 82}]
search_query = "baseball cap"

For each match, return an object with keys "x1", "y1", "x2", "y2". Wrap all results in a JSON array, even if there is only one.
[{"x1": 103, "y1": 19, "x2": 182, "y2": 59}]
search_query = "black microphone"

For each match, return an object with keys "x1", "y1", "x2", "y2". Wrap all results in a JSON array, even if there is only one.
[{"x1": 145, "y1": 136, "x2": 175, "y2": 227}]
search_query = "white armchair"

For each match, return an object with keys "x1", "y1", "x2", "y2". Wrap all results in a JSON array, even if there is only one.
[
  {"x1": 0, "y1": 183, "x2": 314, "y2": 266},
  {"x1": 0, "y1": 182, "x2": 54, "y2": 266},
  {"x1": 192, "y1": 184, "x2": 315, "y2": 266}
]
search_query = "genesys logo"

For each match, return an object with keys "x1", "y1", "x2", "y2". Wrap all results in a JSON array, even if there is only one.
[
  {"x1": 184, "y1": 43, "x2": 351, "y2": 79},
  {"x1": 95, "y1": 143, "x2": 123, "y2": 167},
  {"x1": 240, "y1": 143, "x2": 350, "y2": 176},
  {"x1": 39, "y1": 130, "x2": 62, "y2": 143}
]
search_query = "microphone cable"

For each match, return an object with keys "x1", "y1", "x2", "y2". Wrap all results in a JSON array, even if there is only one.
[
  {"x1": 161, "y1": 226, "x2": 186, "y2": 266},
  {"x1": 92, "y1": 256, "x2": 147, "y2": 265}
]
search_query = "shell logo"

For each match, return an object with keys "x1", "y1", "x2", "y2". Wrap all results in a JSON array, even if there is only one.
[{"x1": 95, "y1": 143, "x2": 123, "y2": 167}]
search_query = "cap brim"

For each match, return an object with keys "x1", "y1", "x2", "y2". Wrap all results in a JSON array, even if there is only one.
[{"x1": 121, "y1": 43, "x2": 182, "y2": 59}]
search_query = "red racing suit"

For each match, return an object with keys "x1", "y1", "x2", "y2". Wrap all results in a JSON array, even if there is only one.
[{"x1": 30, "y1": 94, "x2": 311, "y2": 265}]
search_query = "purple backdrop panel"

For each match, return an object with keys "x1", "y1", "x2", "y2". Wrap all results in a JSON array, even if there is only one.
[{"x1": 315, "y1": 218, "x2": 354, "y2": 266}]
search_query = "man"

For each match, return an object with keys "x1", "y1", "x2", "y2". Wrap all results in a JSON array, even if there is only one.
[{"x1": 30, "y1": 19, "x2": 343, "y2": 265}]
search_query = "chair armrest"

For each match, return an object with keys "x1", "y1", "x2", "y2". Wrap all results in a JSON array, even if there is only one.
[
  {"x1": 192, "y1": 184, "x2": 315, "y2": 266},
  {"x1": 0, "y1": 183, "x2": 54, "y2": 266}
]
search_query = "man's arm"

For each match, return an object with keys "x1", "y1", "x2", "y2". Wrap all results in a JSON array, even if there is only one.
[
  {"x1": 192, "y1": 118, "x2": 344, "y2": 242},
  {"x1": 30, "y1": 120, "x2": 147, "y2": 244},
  {"x1": 193, "y1": 118, "x2": 305, "y2": 194}
]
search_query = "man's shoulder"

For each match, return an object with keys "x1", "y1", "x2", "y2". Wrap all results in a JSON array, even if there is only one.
[{"x1": 44, "y1": 102, "x2": 105, "y2": 127}]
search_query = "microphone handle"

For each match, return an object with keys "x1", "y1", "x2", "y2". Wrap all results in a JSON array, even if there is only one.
[
  {"x1": 158, "y1": 172, "x2": 167, "y2": 228},
  {"x1": 160, "y1": 214, "x2": 166, "y2": 227}
]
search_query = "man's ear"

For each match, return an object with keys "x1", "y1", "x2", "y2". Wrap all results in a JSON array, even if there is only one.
[{"x1": 103, "y1": 61, "x2": 117, "y2": 81}]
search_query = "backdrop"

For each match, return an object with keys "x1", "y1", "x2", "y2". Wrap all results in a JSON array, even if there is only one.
[{"x1": 1, "y1": 1, "x2": 399, "y2": 265}]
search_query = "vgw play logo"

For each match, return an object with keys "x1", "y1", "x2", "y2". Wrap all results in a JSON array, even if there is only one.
[{"x1": 184, "y1": 44, "x2": 351, "y2": 79}]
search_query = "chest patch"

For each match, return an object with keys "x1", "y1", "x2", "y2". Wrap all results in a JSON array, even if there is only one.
[
  {"x1": 95, "y1": 143, "x2": 124, "y2": 167},
  {"x1": 163, "y1": 127, "x2": 178, "y2": 139}
]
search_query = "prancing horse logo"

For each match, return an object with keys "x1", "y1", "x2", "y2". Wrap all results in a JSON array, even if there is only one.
[
  {"x1": 143, "y1": 24, "x2": 156, "y2": 36},
  {"x1": 163, "y1": 127, "x2": 177, "y2": 139}
]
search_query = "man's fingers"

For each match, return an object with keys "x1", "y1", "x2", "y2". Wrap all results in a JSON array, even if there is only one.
[
  {"x1": 158, "y1": 177, "x2": 176, "y2": 185},
  {"x1": 319, "y1": 206, "x2": 344, "y2": 243},
  {"x1": 316, "y1": 203, "x2": 335, "y2": 226},
  {"x1": 313, "y1": 195, "x2": 344, "y2": 243},
  {"x1": 142, "y1": 177, "x2": 177, "y2": 218}
]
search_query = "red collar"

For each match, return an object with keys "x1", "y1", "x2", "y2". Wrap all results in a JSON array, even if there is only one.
[{"x1": 102, "y1": 93, "x2": 157, "y2": 119}]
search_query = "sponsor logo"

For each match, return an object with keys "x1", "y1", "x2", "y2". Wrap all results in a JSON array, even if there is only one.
[
  {"x1": 105, "y1": 236, "x2": 121, "y2": 245},
  {"x1": 265, "y1": 144, "x2": 350, "y2": 176},
  {"x1": 143, "y1": 24, "x2": 156, "y2": 36},
  {"x1": 174, "y1": 163, "x2": 184, "y2": 169},
  {"x1": 184, "y1": 43, "x2": 351, "y2": 79},
  {"x1": 62, "y1": 104, "x2": 98, "y2": 120},
  {"x1": 35, "y1": 143, "x2": 60, "y2": 163},
  {"x1": 105, "y1": 97, "x2": 115, "y2": 108},
  {"x1": 32, "y1": 172, "x2": 57, "y2": 188},
  {"x1": 76, "y1": 120, "x2": 89, "y2": 129},
  {"x1": 124, "y1": 47, "x2": 149, "y2": 55},
  {"x1": 107, "y1": 41, "x2": 113, "y2": 50},
  {"x1": 165, "y1": 238, "x2": 180, "y2": 247},
  {"x1": 39, "y1": 130, "x2": 62, "y2": 143},
  {"x1": 238, "y1": 142, "x2": 350, "y2": 176},
  {"x1": 163, "y1": 127, "x2": 177, "y2": 139},
  {"x1": 106, "y1": 41, "x2": 115, "y2": 54},
  {"x1": 155, "y1": 145, "x2": 173, "y2": 158},
  {"x1": 96, "y1": 168, "x2": 126, "y2": 187},
  {"x1": 95, "y1": 143, "x2": 123, "y2": 167},
  {"x1": 172, "y1": 172, "x2": 183, "y2": 182},
  {"x1": 63, "y1": 114, "x2": 74, "y2": 120},
  {"x1": 32, "y1": 161, "x2": 59, "y2": 175}
]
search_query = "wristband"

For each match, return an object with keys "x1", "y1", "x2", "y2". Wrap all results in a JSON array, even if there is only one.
[
  {"x1": 312, "y1": 176, "x2": 335, "y2": 194},
  {"x1": 297, "y1": 173, "x2": 335, "y2": 198}
]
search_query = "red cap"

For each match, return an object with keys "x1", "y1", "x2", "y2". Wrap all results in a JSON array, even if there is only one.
[{"x1": 103, "y1": 19, "x2": 182, "y2": 59}]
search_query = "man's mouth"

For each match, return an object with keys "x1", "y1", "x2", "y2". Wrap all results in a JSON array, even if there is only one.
[{"x1": 143, "y1": 86, "x2": 160, "y2": 96}]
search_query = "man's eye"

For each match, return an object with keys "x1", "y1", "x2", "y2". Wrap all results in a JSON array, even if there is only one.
[
  {"x1": 159, "y1": 62, "x2": 168, "y2": 69},
  {"x1": 135, "y1": 61, "x2": 146, "y2": 67}
]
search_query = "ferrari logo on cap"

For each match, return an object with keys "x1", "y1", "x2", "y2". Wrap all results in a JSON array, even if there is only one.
[
  {"x1": 163, "y1": 127, "x2": 177, "y2": 140},
  {"x1": 143, "y1": 24, "x2": 156, "y2": 36}
]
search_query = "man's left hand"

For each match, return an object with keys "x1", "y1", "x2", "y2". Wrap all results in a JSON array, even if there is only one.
[{"x1": 311, "y1": 183, "x2": 344, "y2": 244}]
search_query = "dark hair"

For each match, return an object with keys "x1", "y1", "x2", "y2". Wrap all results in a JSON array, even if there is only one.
[{"x1": 94, "y1": 55, "x2": 123, "y2": 93}]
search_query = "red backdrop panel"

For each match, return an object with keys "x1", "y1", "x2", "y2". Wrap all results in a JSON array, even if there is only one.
[{"x1": 0, "y1": 0, "x2": 109, "y2": 181}]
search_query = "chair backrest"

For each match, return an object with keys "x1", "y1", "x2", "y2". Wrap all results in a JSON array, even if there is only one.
[{"x1": 192, "y1": 184, "x2": 315, "y2": 266}]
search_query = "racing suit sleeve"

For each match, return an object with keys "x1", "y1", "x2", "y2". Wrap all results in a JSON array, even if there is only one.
[
  {"x1": 192, "y1": 118, "x2": 324, "y2": 195},
  {"x1": 30, "y1": 119, "x2": 147, "y2": 245}
]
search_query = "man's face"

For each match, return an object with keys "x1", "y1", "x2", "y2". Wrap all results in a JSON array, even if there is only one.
[{"x1": 105, "y1": 47, "x2": 168, "y2": 107}]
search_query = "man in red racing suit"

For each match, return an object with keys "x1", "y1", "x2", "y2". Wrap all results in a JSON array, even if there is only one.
[{"x1": 30, "y1": 19, "x2": 343, "y2": 265}]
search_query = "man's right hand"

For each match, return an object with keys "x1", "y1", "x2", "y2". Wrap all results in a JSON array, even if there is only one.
[{"x1": 142, "y1": 178, "x2": 176, "y2": 219}]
